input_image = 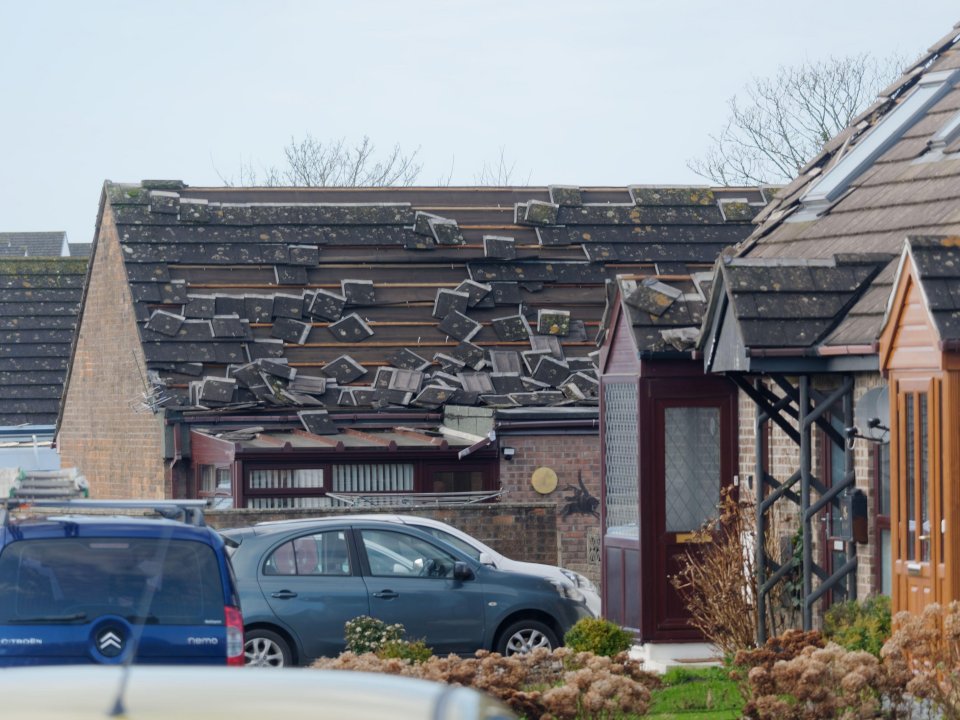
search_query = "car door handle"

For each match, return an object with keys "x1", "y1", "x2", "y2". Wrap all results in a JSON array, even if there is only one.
[
  {"x1": 271, "y1": 590, "x2": 298, "y2": 600},
  {"x1": 372, "y1": 590, "x2": 399, "y2": 599}
]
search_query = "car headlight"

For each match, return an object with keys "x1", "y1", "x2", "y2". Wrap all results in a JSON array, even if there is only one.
[
  {"x1": 550, "y1": 580, "x2": 586, "y2": 604},
  {"x1": 560, "y1": 569, "x2": 598, "y2": 594}
]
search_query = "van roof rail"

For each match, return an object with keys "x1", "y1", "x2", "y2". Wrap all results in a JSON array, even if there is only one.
[{"x1": 0, "y1": 499, "x2": 209, "y2": 527}]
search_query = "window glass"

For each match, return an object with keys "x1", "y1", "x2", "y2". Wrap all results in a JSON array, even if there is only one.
[
  {"x1": 906, "y1": 395, "x2": 915, "y2": 561},
  {"x1": 0, "y1": 539, "x2": 224, "y2": 625},
  {"x1": 360, "y1": 529, "x2": 457, "y2": 579},
  {"x1": 664, "y1": 406, "x2": 720, "y2": 533},
  {"x1": 430, "y1": 471, "x2": 484, "y2": 494},
  {"x1": 603, "y1": 383, "x2": 639, "y2": 538},
  {"x1": 422, "y1": 528, "x2": 482, "y2": 561},
  {"x1": 919, "y1": 393, "x2": 930, "y2": 563},
  {"x1": 263, "y1": 531, "x2": 350, "y2": 576}
]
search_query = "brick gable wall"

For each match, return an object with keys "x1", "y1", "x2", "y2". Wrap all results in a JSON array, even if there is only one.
[{"x1": 58, "y1": 205, "x2": 166, "y2": 498}]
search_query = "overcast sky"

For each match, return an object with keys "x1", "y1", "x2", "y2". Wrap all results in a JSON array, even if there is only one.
[{"x1": 1, "y1": 1, "x2": 956, "y2": 246}]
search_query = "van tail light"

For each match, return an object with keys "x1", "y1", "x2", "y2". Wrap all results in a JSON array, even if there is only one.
[{"x1": 225, "y1": 606, "x2": 245, "y2": 666}]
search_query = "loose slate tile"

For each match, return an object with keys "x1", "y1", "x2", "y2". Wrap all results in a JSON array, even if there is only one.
[
  {"x1": 351, "y1": 387, "x2": 380, "y2": 406},
  {"x1": 438, "y1": 311, "x2": 482, "y2": 342},
  {"x1": 523, "y1": 200, "x2": 560, "y2": 225},
  {"x1": 567, "y1": 357, "x2": 596, "y2": 373},
  {"x1": 246, "y1": 338, "x2": 285, "y2": 360},
  {"x1": 560, "y1": 381, "x2": 587, "y2": 401},
  {"x1": 373, "y1": 367, "x2": 395, "y2": 389},
  {"x1": 342, "y1": 279, "x2": 376, "y2": 306},
  {"x1": 388, "y1": 369, "x2": 423, "y2": 393},
  {"x1": 212, "y1": 314, "x2": 249, "y2": 339},
  {"x1": 491, "y1": 282, "x2": 522, "y2": 305},
  {"x1": 458, "y1": 371, "x2": 494, "y2": 394},
  {"x1": 159, "y1": 282, "x2": 189, "y2": 304},
  {"x1": 548, "y1": 185, "x2": 582, "y2": 207},
  {"x1": 245, "y1": 295, "x2": 275, "y2": 323},
  {"x1": 413, "y1": 384, "x2": 456, "y2": 408},
  {"x1": 288, "y1": 244, "x2": 320, "y2": 265},
  {"x1": 483, "y1": 236, "x2": 516, "y2": 260},
  {"x1": 199, "y1": 376, "x2": 236, "y2": 405},
  {"x1": 125, "y1": 263, "x2": 170, "y2": 283},
  {"x1": 146, "y1": 310, "x2": 184, "y2": 337},
  {"x1": 322, "y1": 355, "x2": 366, "y2": 384},
  {"x1": 271, "y1": 317, "x2": 312, "y2": 344},
  {"x1": 289, "y1": 374, "x2": 327, "y2": 395},
  {"x1": 179, "y1": 197, "x2": 209, "y2": 223},
  {"x1": 533, "y1": 356, "x2": 570, "y2": 386},
  {"x1": 273, "y1": 294, "x2": 305, "y2": 319},
  {"x1": 428, "y1": 218, "x2": 464, "y2": 246},
  {"x1": 449, "y1": 389, "x2": 480, "y2": 405},
  {"x1": 450, "y1": 341, "x2": 486, "y2": 370},
  {"x1": 537, "y1": 309, "x2": 571, "y2": 336},
  {"x1": 328, "y1": 313, "x2": 374, "y2": 342},
  {"x1": 215, "y1": 295, "x2": 245, "y2": 317},
  {"x1": 491, "y1": 314, "x2": 532, "y2": 341},
  {"x1": 432, "y1": 371, "x2": 462, "y2": 388},
  {"x1": 337, "y1": 388, "x2": 357, "y2": 407},
  {"x1": 718, "y1": 199, "x2": 758, "y2": 222},
  {"x1": 184, "y1": 295, "x2": 216, "y2": 319},
  {"x1": 455, "y1": 280, "x2": 492, "y2": 307},
  {"x1": 432, "y1": 289, "x2": 470, "y2": 319},
  {"x1": 275, "y1": 265, "x2": 308, "y2": 285},
  {"x1": 258, "y1": 358, "x2": 296, "y2": 380},
  {"x1": 298, "y1": 410, "x2": 340, "y2": 435},
  {"x1": 520, "y1": 282, "x2": 544, "y2": 293},
  {"x1": 567, "y1": 319, "x2": 588, "y2": 342},
  {"x1": 307, "y1": 289, "x2": 346, "y2": 321},
  {"x1": 387, "y1": 348, "x2": 430, "y2": 371},
  {"x1": 629, "y1": 187, "x2": 716, "y2": 206},
  {"x1": 381, "y1": 389, "x2": 413, "y2": 406},
  {"x1": 492, "y1": 374, "x2": 526, "y2": 394},
  {"x1": 564, "y1": 371, "x2": 600, "y2": 396},
  {"x1": 148, "y1": 190, "x2": 180, "y2": 215},
  {"x1": 433, "y1": 353, "x2": 465, "y2": 373},
  {"x1": 480, "y1": 394, "x2": 518, "y2": 408},
  {"x1": 522, "y1": 349, "x2": 552, "y2": 375},
  {"x1": 489, "y1": 350, "x2": 523, "y2": 374},
  {"x1": 413, "y1": 211, "x2": 443, "y2": 236},
  {"x1": 510, "y1": 391, "x2": 565, "y2": 406}
]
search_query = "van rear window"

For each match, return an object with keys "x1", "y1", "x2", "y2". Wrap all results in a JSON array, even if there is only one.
[{"x1": 0, "y1": 539, "x2": 225, "y2": 625}]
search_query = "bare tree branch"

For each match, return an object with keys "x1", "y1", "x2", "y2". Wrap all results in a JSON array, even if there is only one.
[
  {"x1": 473, "y1": 146, "x2": 530, "y2": 185},
  {"x1": 688, "y1": 54, "x2": 904, "y2": 185}
]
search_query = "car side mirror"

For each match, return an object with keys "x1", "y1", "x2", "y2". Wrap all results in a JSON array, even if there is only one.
[
  {"x1": 453, "y1": 561, "x2": 475, "y2": 582},
  {"x1": 478, "y1": 552, "x2": 496, "y2": 566}
]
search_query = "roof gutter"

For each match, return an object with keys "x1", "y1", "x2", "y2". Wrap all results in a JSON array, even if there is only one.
[
  {"x1": 497, "y1": 418, "x2": 600, "y2": 432},
  {"x1": 170, "y1": 412, "x2": 443, "y2": 425}
]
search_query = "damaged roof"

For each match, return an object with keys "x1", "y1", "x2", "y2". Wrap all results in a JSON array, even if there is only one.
[
  {"x1": 894, "y1": 236, "x2": 960, "y2": 343},
  {"x1": 723, "y1": 21, "x2": 960, "y2": 352},
  {"x1": 98, "y1": 182, "x2": 762, "y2": 417},
  {"x1": 0, "y1": 258, "x2": 87, "y2": 426}
]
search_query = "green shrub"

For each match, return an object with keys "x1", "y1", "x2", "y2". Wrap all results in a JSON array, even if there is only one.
[
  {"x1": 344, "y1": 615, "x2": 404, "y2": 655},
  {"x1": 563, "y1": 617, "x2": 634, "y2": 657},
  {"x1": 378, "y1": 638, "x2": 433, "y2": 664},
  {"x1": 822, "y1": 594, "x2": 891, "y2": 658}
]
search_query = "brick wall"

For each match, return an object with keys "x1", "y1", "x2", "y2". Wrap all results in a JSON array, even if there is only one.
[
  {"x1": 206, "y1": 502, "x2": 559, "y2": 566},
  {"x1": 58, "y1": 205, "x2": 167, "y2": 498},
  {"x1": 497, "y1": 433, "x2": 601, "y2": 583}
]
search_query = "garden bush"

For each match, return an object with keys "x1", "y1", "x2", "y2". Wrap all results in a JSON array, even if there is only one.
[
  {"x1": 377, "y1": 638, "x2": 433, "y2": 664},
  {"x1": 343, "y1": 615, "x2": 404, "y2": 655},
  {"x1": 823, "y1": 594, "x2": 891, "y2": 658},
  {"x1": 563, "y1": 617, "x2": 634, "y2": 657}
]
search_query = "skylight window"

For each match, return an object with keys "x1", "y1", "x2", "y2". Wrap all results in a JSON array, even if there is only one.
[
  {"x1": 927, "y1": 108, "x2": 960, "y2": 151},
  {"x1": 798, "y1": 68, "x2": 960, "y2": 212}
]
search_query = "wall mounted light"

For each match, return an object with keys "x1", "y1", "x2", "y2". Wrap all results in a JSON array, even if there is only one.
[{"x1": 502, "y1": 446, "x2": 516, "y2": 461}]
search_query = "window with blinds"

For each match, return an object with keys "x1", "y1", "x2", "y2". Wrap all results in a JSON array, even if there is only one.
[{"x1": 332, "y1": 464, "x2": 414, "y2": 493}]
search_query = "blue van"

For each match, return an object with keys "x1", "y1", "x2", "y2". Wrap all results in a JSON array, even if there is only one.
[{"x1": 0, "y1": 499, "x2": 243, "y2": 666}]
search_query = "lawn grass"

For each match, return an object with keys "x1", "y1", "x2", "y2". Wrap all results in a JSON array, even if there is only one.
[{"x1": 645, "y1": 666, "x2": 743, "y2": 719}]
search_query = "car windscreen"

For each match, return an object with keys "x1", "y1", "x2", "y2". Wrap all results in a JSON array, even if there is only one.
[{"x1": 0, "y1": 538, "x2": 225, "y2": 626}]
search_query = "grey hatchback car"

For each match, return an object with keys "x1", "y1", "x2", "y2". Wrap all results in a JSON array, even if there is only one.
[{"x1": 222, "y1": 518, "x2": 593, "y2": 667}]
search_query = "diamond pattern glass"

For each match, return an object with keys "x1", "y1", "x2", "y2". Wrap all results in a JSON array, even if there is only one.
[
  {"x1": 664, "y1": 407, "x2": 720, "y2": 533},
  {"x1": 604, "y1": 383, "x2": 638, "y2": 538}
]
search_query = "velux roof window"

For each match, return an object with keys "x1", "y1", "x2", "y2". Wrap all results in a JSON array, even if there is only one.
[{"x1": 796, "y1": 68, "x2": 960, "y2": 216}]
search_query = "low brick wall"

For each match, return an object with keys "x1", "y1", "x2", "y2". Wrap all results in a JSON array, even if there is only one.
[{"x1": 206, "y1": 502, "x2": 559, "y2": 566}]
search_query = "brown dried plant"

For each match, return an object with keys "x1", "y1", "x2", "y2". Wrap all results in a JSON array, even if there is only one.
[{"x1": 312, "y1": 647, "x2": 656, "y2": 719}]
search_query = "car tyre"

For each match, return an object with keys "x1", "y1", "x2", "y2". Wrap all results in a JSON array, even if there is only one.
[
  {"x1": 496, "y1": 619, "x2": 558, "y2": 656},
  {"x1": 245, "y1": 629, "x2": 292, "y2": 667}
]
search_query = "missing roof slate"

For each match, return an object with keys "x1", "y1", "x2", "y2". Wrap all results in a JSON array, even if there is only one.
[
  {"x1": 455, "y1": 279, "x2": 492, "y2": 307},
  {"x1": 271, "y1": 317, "x2": 312, "y2": 344},
  {"x1": 341, "y1": 279, "x2": 376, "y2": 306},
  {"x1": 432, "y1": 289, "x2": 470, "y2": 319},
  {"x1": 215, "y1": 295, "x2": 245, "y2": 317},
  {"x1": 246, "y1": 338, "x2": 285, "y2": 360},
  {"x1": 491, "y1": 314, "x2": 532, "y2": 341},
  {"x1": 537, "y1": 309, "x2": 571, "y2": 336},
  {"x1": 275, "y1": 265, "x2": 308, "y2": 285},
  {"x1": 146, "y1": 310, "x2": 184, "y2": 337},
  {"x1": 491, "y1": 282, "x2": 522, "y2": 305},
  {"x1": 307, "y1": 289, "x2": 346, "y2": 321},
  {"x1": 387, "y1": 348, "x2": 430, "y2": 371},
  {"x1": 322, "y1": 355, "x2": 367, "y2": 383},
  {"x1": 438, "y1": 311, "x2": 481, "y2": 342},
  {"x1": 328, "y1": 313, "x2": 374, "y2": 342},
  {"x1": 273, "y1": 294, "x2": 305, "y2": 319},
  {"x1": 298, "y1": 409, "x2": 339, "y2": 435},
  {"x1": 483, "y1": 236, "x2": 517, "y2": 260}
]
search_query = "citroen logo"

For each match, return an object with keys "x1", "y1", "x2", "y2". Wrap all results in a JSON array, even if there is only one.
[{"x1": 97, "y1": 629, "x2": 124, "y2": 657}]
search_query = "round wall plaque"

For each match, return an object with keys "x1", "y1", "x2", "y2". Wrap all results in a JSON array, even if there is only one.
[{"x1": 531, "y1": 466, "x2": 558, "y2": 495}]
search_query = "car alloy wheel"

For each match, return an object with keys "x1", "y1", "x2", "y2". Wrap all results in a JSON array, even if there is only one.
[
  {"x1": 244, "y1": 630, "x2": 291, "y2": 667},
  {"x1": 498, "y1": 620, "x2": 558, "y2": 656}
]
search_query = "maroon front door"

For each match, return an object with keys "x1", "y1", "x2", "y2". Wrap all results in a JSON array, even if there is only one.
[{"x1": 647, "y1": 387, "x2": 737, "y2": 640}]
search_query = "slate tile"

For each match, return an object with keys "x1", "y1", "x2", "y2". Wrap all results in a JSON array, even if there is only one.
[
  {"x1": 328, "y1": 313, "x2": 374, "y2": 342},
  {"x1": 258, "y1": 358, "x2": 296, "y2": 380},
  {"x1": 245, "y1": 295, "x2": 274, "y2": 323},
  {"x1": 288, "y1": 244, "x2": 320, "y2": 266},
  {"x1": 271, "y1": 317, "x2": 312, "y2": 344},
  {"x1": 179, "y1": 197, "x2": 209, "y2": 222},
  {"x1": 523, "y1": 200, "x2": 559, "y2": 225},
  {"x1": 184, "y1": 295, "x2": 216, "y2": 319},
  {"x1": 491, "y1": 282, "x2": 522, "y2": 305},
  {"x1": 146, "y1": 310, "x2": 184, "y2": 337},
  {"x1": 480, "y1": 394, "x2": 518, "y2": 407},
  {"x1": 492, "y1": 374, "x2": 525, "y2": 394},
  {"x1": 199, "y1": 376, "x2": 236, "y2": 405},
  {"x1": 211, "y1": 314, "x2": 250, "y2": 339},
  {"x1": 387, "y1": 348, "x2": 430, "y2": 371},
  {"x1": 159, "y1": 282, "x2": 189, "y2": 304},
  {"x1": 458, "y1": 371, "x2": 494, "y2": 394},
  {"x1": 450, "y1": 341, "x2": 486, "y2": 370},
  {"x1": 449, "y1": 389, "x2": 480, "y2": 405},
  {"x1": 342, "y1": 279, "x2": 376, "y2": 305},
  {"x1": 289, "y1": 374, "x2": 327, "y2": 395},
  {"x1": 215, "y1": 295, "x2": 245, "y2": 317},
  {"x1": 432, "y1": 371, "x2": 461, "y2": 388},
  {"x1": 337, "y1": 388, "x2": 357, "y2": 407},
  {"x1": 298, "y1": 410, "x2": 340, "y2": 435},
  {"x1": 351, "y1": 387, "x2": 380, "y2": 406},
  {"x1": 273, "y1": 294, "x2": 305, "y2": 319},
  {"x1": 522, "y1": 349, "x2": 552, "y2": 374},
  {"x1": 489, "y1": 350, "x2": 522, "y2": 374},
  {"x1": 246, "y1": 338, "x2": 284, "y2": 360},
  {"x1": 381, "y1": 389, "x2": 413, "y2": 406},
  {"x1": 484, "y1": 236, "x2": 516, "y2": 260},
  {"x1": 625, "y1": 283, "x2": 678, "y2": 317},
  {"x1": 413, "y1": 384, "x2": 456, "y2": 408},
  {"x1": 548, "y1": 185, "x2": 582, "y2": 207},
  {"x1": 388, "y1": 369, "x2": 423, "y2": 393},
  {"x1": 413, "y1": 211, "x2": 443, "y2": 236},
  {"x1": 455, "y1": 279, "x2": 492, "y2": 307},
  {"x1": 373, "y1": 367, "x2": 395, "y2": 389},
  {"x1": 432, "y1": 289, "x2": 470, "y2": 319},
  {"x1": 275, "y1": 265, "x2": 308, "y2": 285},
  {"x1": 532, "y1": 356, "x2": 570, "y2": 386},
  {"x1": 433, "y1": 353, "x2": 465, "y2": 373},
  {"x1": 492, "y1": 313, "x2": 532, "y2": 341},
  {"x1": 307, "y1": 289, "x2": 346, "y2": 321},
  {"x1": 537, "y1": 309, "x2": 571, "y2": 336},
  {"x1": 148, "y1": 190, "x2": 180, "y2": 215},
  {"x1": 567, "y1": 319, "x2": 588, "y2": 342},
  {"x1": 428, "y1": 218, "x2": 464, "y2": 245},
  {"x1": 438, "y1": 311, "x2": 481, "y2": 342},
  {"x1": 322, "y1": 355, "x2": 367, "y2": 383},
  {"x1": 564, "y1": 371, "x2": 599, "y2": 396}
]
